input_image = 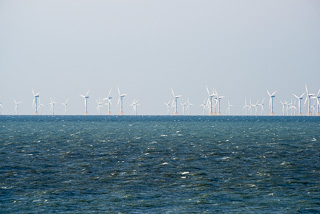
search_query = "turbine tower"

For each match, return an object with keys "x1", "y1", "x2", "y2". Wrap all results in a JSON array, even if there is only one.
[
  {"x1": 171, "y1": 88, "x2": 182, "y2": 115},
  {"x1": 61, "y1": 99, "x2": 69, "y2": 115},
  {"x1": 49, "y1": 98, "x2": 57, "y2": 115},
  {"x1": 267, "y1": 90, "x2": 277, "y2": 116},
  {"x1": 164, "y1": 99, "x2": 171, "y2": 115},
  {"x1": 103, "y1": 88, "x2": 112, "y2": 115},
  {"x1": 80, "y1": 90, "x2": 90, "y2": 115},
  {"x1": 305, "y1": 84, "x2": 315, "y2": 116},
  {"x1": 32, "y1": 89, "x2": 40, "y2": 115},
  {"x1": 130, "y1": 99, "x2": 140, "y2": 115},
  {"x1": 293, "y1": 93, "x2": 304, "y2": 116},
  {"x1": 215, "y1": 89, "x2": 225, "y2": 116},
  {"x1": 14, "y1": 99, "x2": 21, "y2": 115},
  {"x1": 117, "y1": 88, "x2": 127, "y2": 115},
  {"x1": 206, "y1": 86, "x2": 216, "y2": 115}
]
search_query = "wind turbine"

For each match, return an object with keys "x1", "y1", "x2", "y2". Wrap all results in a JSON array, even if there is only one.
[
  {"x1": 305, "y1": 84, "x2": 315, "y2": 116},
  {"x1": 313, "y1": 89, "x2": 320, "y2": 116},
  {"x1": 215, "y1": 89, "x2": 224, "y2": 115},
  {"x1": 206, "y1": 86, "x2": 216, "y2": 115},
  {"x1": 80, "y1": 90, "x2": 90, "y2": 115},
  {"x1": 200, "y1": 98, "x2": 208, "y2": 115},
  {"x1": 258, "y1": 98, "x2": 265, "y2": 115},
  {"x1": 61, "y1": 99, "x2": 69, "y2": 115},
  {"x1": 117, "y1": 88, "x2": 127, "y2": 115},
  {"x1": 180, "y1": 101, "x2": 187, "y2": 115},
  {"x1": 130, "y1": 99, "x2": 140, "y2": 115},
  {"x1": 186, "y1": 98, "x2": 193, "y2": 115},
  {"x1": 49, "y1": 98, "x2": 57, "y2": 115},
  {"x1": 293, "y1": 93, "x2": 304, "y2": 116},
  {"x1": 32, "y1": 89, "x2": 40, "y2": 115},
  {"x1": 96, "y1": 99, "x2": 104, "y2": 115},
  {"x1": 280, "y1": 100, "x2": 285, "y2": 116},
  {"x1": 164, "y1": 99, "x2": 171, "y2": 115},
  {"x1": 227, "y1": 100, "x2": 233, "y2": 115},
  {"x1": 310, "y1": 100, "x2": 316, "y2": 116},
  {"x1": 14, "y1": 99, "x2": 21, "y2": 115},
  {"x1": 243, "y1": 98, "x2": 250, "y2": 115},
  {"x1": 267, "y1": 90, "x2": 277, "y2": 116},
  {"x1": 38, "y1": 99, "x2": 44, "y2": 115},
  {"x1": 103, "y1": 88, "x2": 112, "y2": 115},
  {"x1": 171, "y1": 88, "x2": 182, "y2": 115},
  {"x1": 0, "y1": 97, "x2": 3, "y2": 115},
  {"x1": 251, "y1": 100, "x2": 259, "y2": 116}
]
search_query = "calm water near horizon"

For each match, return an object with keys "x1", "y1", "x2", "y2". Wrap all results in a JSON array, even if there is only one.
[{"x1": 1, "y1": 116, "x2": 320, "y2": 213}]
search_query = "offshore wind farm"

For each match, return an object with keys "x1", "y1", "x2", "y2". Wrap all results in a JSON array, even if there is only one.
[
  {"x1": 0, "y1": 84, "x2": 319, "y2": 116},
  {"x1": 1, "y1": 1, "x2": 320, "y2": 213}
]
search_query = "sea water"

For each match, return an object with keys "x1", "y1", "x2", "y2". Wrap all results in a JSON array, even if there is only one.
[{"x1": 1, "y1": 116, "x2": 319, "y2": 213}]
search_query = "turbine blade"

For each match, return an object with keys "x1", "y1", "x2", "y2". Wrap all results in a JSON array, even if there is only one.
[
  {"x1": 171, "y1": 88, "x2": 175, "y2": 97},
  {"x1": 267, "y1": 90, "x2": 271, "y2": 97}
]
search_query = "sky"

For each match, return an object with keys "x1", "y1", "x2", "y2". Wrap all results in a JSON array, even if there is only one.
[{"x1": 0, "y1": 0, "x2": 320, "y2": 115}]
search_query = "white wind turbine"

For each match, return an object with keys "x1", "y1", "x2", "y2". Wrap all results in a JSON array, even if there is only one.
[
  {"x1": 103, "y1": 88, "x2": 112, "y2": 115},
  {"x1": 117, "y1": 88, "x2": 127, "y2": 115},
  {"x1": 258, "y1": 98, "x2": 265, "y2": 115},
  {"x1": 305, "y1": 84, "x2": 315, "y2": 116},
  {"x1": 96, "y1": 99, "x2": 104, "y2": 115},
  {"x1": 38, "y1": 99, "x2": 44, "y2": 115},
  {"x1": 227, "y1": 100, "x2": 233, "y2": 115},
  {"x1": 180, "y1": 101, "x2": 187, "y2": 115},
  {"x1": 200, "y1": 98, "x2": 208, "y2": 115},
  {"x1": 215, "y1": 89, "x2": 224, "y2": 115},
  {"x1": 293, "y1": 92, "x2": 305, "y2": 116},
  {"x1": 164, "y1": 99, "x2": 171, "y2": 115},
  {"x1": 280, "y1": 100, "x2": 285, "y2": 116},
  {"x1": 310, "y1": 100, "x2": 316, "y2": 116},
  {"x1": 0, "y1": 97, "x2": 3, "y2": 115},
  {"x1": 251, "y1": 100, "x2": 259, "y2": 116},
  {"x1": 49, "y1": 98, "x2": 57, "y2": 115},
  {"x1": 14, "y1": 99, "x2": 21, "y2": 115},
  {"x1": 32, "y1": 89, "x2": 40, "y2": 115},
  {"x1": 130, "y1": 99, "x2": 140, "y2": 115},
  {"x1": 267, "y1": 90, "x2": 277, "y2": 116},
  {"x1": 61, "y1": 99, "x2": 69, "y2": 115},
  {"x1": 171, "y1": 88, "x2": 182, "y2": 115},
  {"x1": 313, "y1": 89, "x2": 320, "y2": 116},
  {"x1": 243, "y1": 98, "x2": 250, "y2": 115},
  {"x1": 80, "y1": 90, "x2": 90, "y2": 115},
  {"x1": 186, "y1": 98, "x2": 193, "y2": 115},
  {"x1": 206, "y1": 86, "x2": 216, "y2": 115}
]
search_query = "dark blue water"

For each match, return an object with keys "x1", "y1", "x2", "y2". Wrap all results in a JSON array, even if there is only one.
[{"x1": 1, "y1": 116, "x2": 320, "y2": 213}]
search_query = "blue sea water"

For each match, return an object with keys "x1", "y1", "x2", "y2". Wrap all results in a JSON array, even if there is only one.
[{"x1": 1, "y1": 116, "x2": 320, "y2": 213}]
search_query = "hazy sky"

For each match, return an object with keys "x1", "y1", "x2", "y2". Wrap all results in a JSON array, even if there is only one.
[{"x1": 1, "y1": 0, "x2": 319, "y2": 115}]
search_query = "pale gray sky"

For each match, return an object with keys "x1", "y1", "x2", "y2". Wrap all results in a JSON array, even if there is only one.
[{"x1": 1, "y1": 0, "x2": 319, "y2": 115}]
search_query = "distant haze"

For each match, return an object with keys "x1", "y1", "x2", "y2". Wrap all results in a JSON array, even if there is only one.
[{"x1": 1, "y1": 0, "x2": 319, "y2": 115}]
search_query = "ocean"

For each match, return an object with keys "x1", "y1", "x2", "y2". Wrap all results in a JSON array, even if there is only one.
[{"x1": 1, "y1": 116, "x2": 320, "y2": 213}]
